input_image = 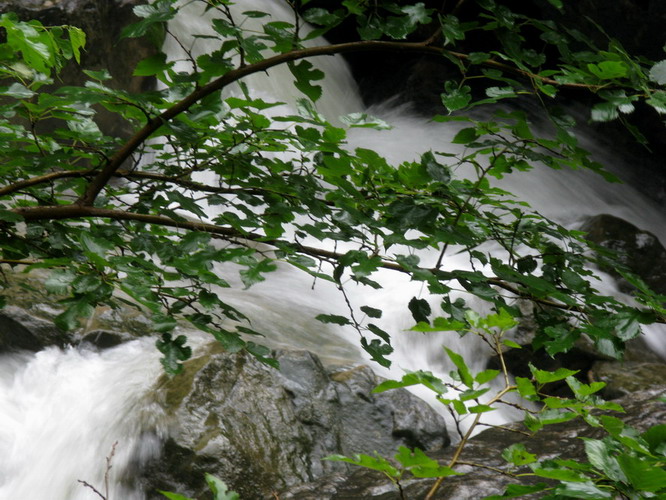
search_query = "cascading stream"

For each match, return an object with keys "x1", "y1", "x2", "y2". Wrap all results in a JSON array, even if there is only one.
[{"x1": 0, "y1": 1, "x2": 664, "y2": 498}]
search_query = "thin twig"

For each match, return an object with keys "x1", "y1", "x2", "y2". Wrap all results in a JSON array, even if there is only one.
[{"x1": 76, "y1": 480, "x2": 106, "y2": 500}]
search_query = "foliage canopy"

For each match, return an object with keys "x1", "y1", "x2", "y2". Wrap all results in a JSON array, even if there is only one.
[{"x1": 1, "y1": 0, "x2": 665, "y2": 498}]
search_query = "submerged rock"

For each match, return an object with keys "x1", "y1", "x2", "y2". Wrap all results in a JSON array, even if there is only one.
[
  {"x1": 140, "y1": 346, "x2": 450, "y2": 499},
  {"x1": 582, "y1": 213, "x2": 666, "y2": 295}
]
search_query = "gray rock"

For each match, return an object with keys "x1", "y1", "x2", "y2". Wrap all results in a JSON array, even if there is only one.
[
  {"x1": 582, "y1": 213, "x2": 666, "y2": 295},
  {"x1": 284, "y1": 388, "x2": 666, "y2": 499},
  {"x1": 140, "y1": 346, "x2": 450, "y2": 499},
  {"x1": 590, "y1": 360, "x2": 666, "y2": 399},
  {"x1": 0, "y1": 305, "x2": 70, "y2": 352}
]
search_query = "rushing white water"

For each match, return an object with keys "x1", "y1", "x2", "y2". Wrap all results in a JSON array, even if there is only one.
[
  {"x1": 0, "y1": 1, "x2": 664, "y2": 498},
  {"x1": 0, "y1": 340, "x2": 166, "y2": 499}
]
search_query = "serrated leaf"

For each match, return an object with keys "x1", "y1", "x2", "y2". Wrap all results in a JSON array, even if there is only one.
[
  {"x1": 289, "y1": 60, "x2": 324, "y2": 102},
  {"x1": 360, "y1": 305, "x2": 382, "y2": 318},
  {"x1": 441, "y1": 84, "x2": 471, "y2": 112},
  {"x1": 587, "y1": 61, "x2": 628, "y2": 80},
  {"x1": 582, "y1": 439, "x2": 625, "y2": 482},
  {"x1": 408, "y1": 297, "x2": 431, "y2": 324},
  {"x1": 502, "y1": 443, "x2": 537, "y2": 466},
  {"x1": 2, "y1": 82, "x2": 35, "y2": 99},
  {"x1": 324, "y1": 453, "x2": 400, "y2": 478},
  {"x1": 156, "y1": 333, "x2": 192, "y2": 375},
  {"x1": 502, "y1": 339, "x2": 522, "y2": 349},
  {"x1": 552, "y1": 480, "x2": 612, "y2": 498},
  {"x1": 515, "y1": 377, "x2": 538, "y2": 398},
  {"x1": 205, "y1": 474, "x2": 240, "y2": 500},
  {"x1": 532, "y1": 467, "x2": 587, "y2": 482},
  {"x1": 134, "y1": 52, "x2": 170, "y2": 76},
  {"x1": 45, "y1": 269, "x2": 76, "y2": 294},
  {"x1": 444, "y1": 347, "x2": 474, "y2": 388},
  {"x1": 373, "y1": 370, "x2": 447, "y2": 395},
  {"x1": 475, "y1": 369, "x2": 500, "y2": 384},
  {"x1": 649, "y1": 60, "x2": 666, "y2": 85},
  {"x1": 68, "y1": 26, "x2": 86, "y2": 64},
  {"x1": 617, "y1": 453, "x2": 666, "y2": 492},
  {"x1": 483, "y1": 483, "x2": 549, "y2": 499},
  {"x1": 315, "y1": 314, "x2": 350, "y2": 325},
  {"x1": 452, "y1": 127, "x2": 479, "y2": 144},
  {"x1": 530, "y1": 364, "x2": 578, "y2": 384}
]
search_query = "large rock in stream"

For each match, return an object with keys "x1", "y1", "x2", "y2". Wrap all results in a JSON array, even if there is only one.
[
  {"x1": 139, "y1": 346, "x2": 450, "y2": 499},
  {"x1": 282, "y1": 388, "x2": 666, "y2": 499}
]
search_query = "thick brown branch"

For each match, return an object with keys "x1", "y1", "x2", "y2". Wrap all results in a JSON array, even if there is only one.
[
  {"x1": 12, "y1": 204, "x2": 665, "y2": 325},
  {"x1": 0, "y1": 169, "x2": 93, "y2": 197},
  {"x1": 77, "y1": 39, "x2": 604, "y2": 207}
]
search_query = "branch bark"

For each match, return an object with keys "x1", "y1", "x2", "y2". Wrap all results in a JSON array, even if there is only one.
[
  {"x1": 74, "y1": 39, "x2": 606, "y2": 207},
  {"x1": 13, "y1": 204, "x2": 666, "y2": 325}
]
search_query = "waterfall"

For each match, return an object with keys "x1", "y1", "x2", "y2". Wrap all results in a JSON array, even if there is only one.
[
  {"x1": 0, "y1": 1, "x2": 664, "y2": 498},
  {"x1": 0, "y1": 340, "x2": 166, "y2": 499}
]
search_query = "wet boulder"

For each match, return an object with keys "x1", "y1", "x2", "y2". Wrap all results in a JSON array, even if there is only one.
[{"x1": 140, "y1": 346, "x2": 450, "y2": 499}]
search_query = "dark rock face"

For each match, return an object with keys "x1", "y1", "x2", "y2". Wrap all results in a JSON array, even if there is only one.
[
  {"x1": 283, "y1": 388, "x2": 666, "y2": 499},
  {"x1": 582, "y1": 213, "x2": 666, "y2": 295},
  {"x1": 140, "y1": 346, "x2": 450, "y2": 499},
  {"x1": 0, "y1": 305, "x2": 70, "y2": 352},
  {"x1": 591, "y1": 361, "x2": 666, "y2": 399}
]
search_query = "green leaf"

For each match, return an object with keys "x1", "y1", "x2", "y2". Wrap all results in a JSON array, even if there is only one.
[
  {"x1": 502, "y1": 443, "x2": 537, "y2": 466},
  {"x1": 45, "y1": 269, "x2": 76, "y2": 294},
  {"x1": 340, "y1": 113, "x2": 391, "y2": 129},
  {"x1": 205, "y1": 474, "x2": 240, "y2": 500},
  {"x1": 617, "y1": 453, "x2": 666, "y2": 492},
  {"x1": 649, "y1": 60, "x2": 666, "y2": 85},
  {"x1": 0, "y1": 209, "x2": 24, "y2": 222},
  {"x1": 475, "y1": 369, "x2": 500, "y2": 385},
  {"x1": 121, "y1": 1, "x2": 176, "y2": 39},
  {"x1": 441, "y1": 82, "x2": 472, "y2": 112},
  {"x1": 360, "y1": 305, "x2": 382, "y2": 318},
  {"x1": 373, "y1": 370, "x2": 448, "y2": 395},
  {"x1": 552, "y1": 480, "x2": 612, "y2": 498},
  {"x1": 55, "y1": 299, "x2": 95, "y2": 331},
  {"x1": 587, "y1": 61, "x2": 628, "y2": 79},
  {"x1": 325, "y1": 453, "x2": 401, "y2": 479},
  {"x1": 566, "y1": 377, "x2": 605, "y2": 398},
  {"x1": 532, "y1": 467, "x2": 587, "y2": 482},
  {"x1": 288, "y1": 60, "x2": 324, "y2": 102},
  {"x1": 530, "y1": 365, "x2": 578, "y2": 384},
  {"x1": 315, "y1": 314, "x2": 351, "y2": 326},
  {"x1": 642, "y1": 424, "x2": 666, "y2": 455},
  {"x1": 134, "y1": 52, "x2": 171, "y2": 76},
  {"x1": 408, "y1": 297, "x2": 431, "y2": 324},
  {"x1": 582, "y1": 439, "x2": 625, "y2": 482},
  {"x1": 80, "y1": 233, "x2": 114, "y2": 257},
  {"x1": 444, "y1": 347, "x2": 474, "y2": 388},
  {"x1": 1, "y1": 82, "x2": 35, "y2": 99},
  {"x1": 647, "y1": 91, "x2": 666, "y2": 114},
  {"x1": 502, "y1": 339, "x2": 522, "y2": 349},
  {"x1": 159, "y1": 492, "x2": 194, "y2": 500},
  {"x1": 68, "y1": 26, "x2": 86, "y2": 64},
  {"x1": 239, "y1": 259, "x2": 277, "y2": 288},
  {"x1": 452, "y1": 127, "x2": 479, "y2": 144},
  {"x1": 483, "y1": 483, "x2": 549, "y2": 499},
  {"x1": 156, "y1": 333, "x2": 192, "y2": 375}
]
